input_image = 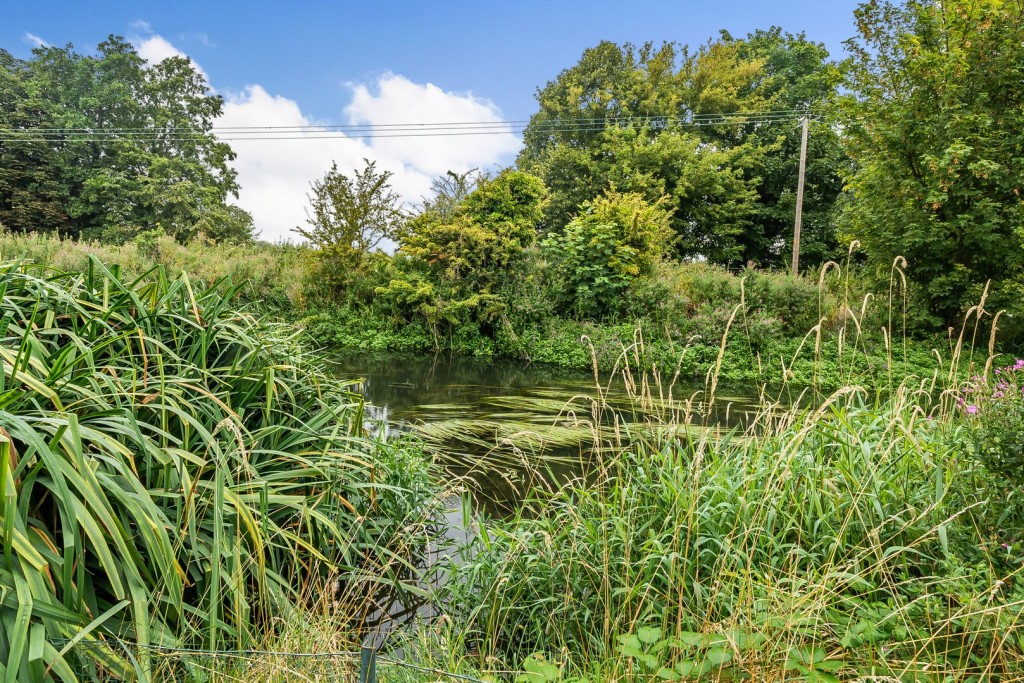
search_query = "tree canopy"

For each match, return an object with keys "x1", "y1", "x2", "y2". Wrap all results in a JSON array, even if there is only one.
[
  {"x1": 0, "y1": 36, "x2": 251, "y2": 243},
  {"x1": 839, "y1": 0, "x2": 1024, "y2": 331},
  {"x1": 299, "y1": 160, "x2": 406, "y2": 260},
  {"x1": 517, "y1": 30, "x2": 843, "y2": 268}
]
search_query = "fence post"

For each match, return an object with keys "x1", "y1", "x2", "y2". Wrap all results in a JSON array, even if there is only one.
[{"x1": 359, "y1": 646, "x2": 377, "y2": 683}]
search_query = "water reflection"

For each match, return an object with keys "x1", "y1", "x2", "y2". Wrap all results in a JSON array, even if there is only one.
[
  {"x1": 329, "y1": 351, "x2": 793, "y2": 643},
  {"x1": 329, "y1": 351, "x2": 770, "y2": 512}
]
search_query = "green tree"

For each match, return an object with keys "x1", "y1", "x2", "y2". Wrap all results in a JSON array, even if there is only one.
[
  {"x1": 380, "y1": 170, "x2": 546, "y2": 335},
  {"x1": 727, "y1": 29, "x2": 845, "y2": 267},
  {"x1": 517, "y1": 33, "x2": 842, "y2": 267},
  {"x1": 543, "y1": 189, "x2": 672, "y2": 319},
  {"x1": 402, "y1": 169, "x2": 545, "y2": 290},
  {"x1": 0, "y1": 37, "x2": 251, "y2": 242},
  {"x1": 297, "y1": 159, "x2": 406, "y2": 293},
  {"x1": 839, "y1": 0, "x2": 1024, "y2": 331},
  {"x1": 0, "y1": 51, "x2": 71, "y2": 232},
  {"x1": 420, "y1": 168, "x2": 480, "y2": 222}
]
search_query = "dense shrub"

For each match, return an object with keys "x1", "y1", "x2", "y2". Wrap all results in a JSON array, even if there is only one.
[
  {"x1": 661, "y1": 262, "x2": 829, "y2": 336},
  {"x1": 542, "y1": 190, "x2": 672, "y2": 319}
]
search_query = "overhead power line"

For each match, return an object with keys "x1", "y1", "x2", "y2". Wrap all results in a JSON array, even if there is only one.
[
  {"x1": 0, "y1": 110, "x2": 824, "y2": 143},
  {"x1": 6, "y1": 109, "x2": 821, "y2": 133}
]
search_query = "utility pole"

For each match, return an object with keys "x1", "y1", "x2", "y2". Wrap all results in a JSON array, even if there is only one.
[{"x1": 791, "y1": 116, "x2": 809, "y2": 275}]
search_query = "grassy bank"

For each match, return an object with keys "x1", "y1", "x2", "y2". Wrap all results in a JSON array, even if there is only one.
[
  {"x1": 425, "y1": 377, "x2": 1024, "y2": 681},
  {"x1": 0, "y1": 231, "x2": 308, "y2": 312},
  {"x1": 0, "y1": 232, "x2": 1004, "y2": 391},
  {"x1": 302, "y1": 266, "x2": 993, "y2": 392}
]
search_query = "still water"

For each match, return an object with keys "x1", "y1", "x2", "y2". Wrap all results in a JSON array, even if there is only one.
[
  {"x1": 330, "y1": 351, "x2": 786, "y2": 639},
  {"x1": 329, "y1": 351, "x2": 768, "y2": 512}
]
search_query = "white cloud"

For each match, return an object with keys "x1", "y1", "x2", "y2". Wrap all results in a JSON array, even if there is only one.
[
  {"x1": 129, "y1": 23, "x2": 210, "y2": 83},
  {"x1": 133, "y1": 34, "x2": 210, "y2": 83},
  {"x1": 23, "y1": 32, "x2": 48, "y2": 48},
  {"x1": 346, "y1": 74, "x2": 521, "y2": 179},
  {"x1": 123, "y1": 25, "x2": 521, "y2": 244},
  {"x1": 221, "y1": 76, "x2": 521, "y2": 243},
  {"x1": 220, "y1": 85, "x2": 412, "y2": 244}
]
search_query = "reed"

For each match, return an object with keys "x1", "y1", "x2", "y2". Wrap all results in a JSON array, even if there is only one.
[
  {"x1": 440, "y1": 386, "x2": 1022, "y2": 680},
  {"x1": 432, "y1": 285, "x2": 1021, "y2": 681},
  {"x1": 0, "y1": 259, "x2": 446, "y2": 681}
]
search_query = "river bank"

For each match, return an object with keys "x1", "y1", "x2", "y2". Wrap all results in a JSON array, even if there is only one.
[{"x1": 1, "y1": 242, "x2": 1021, "y2": 681}]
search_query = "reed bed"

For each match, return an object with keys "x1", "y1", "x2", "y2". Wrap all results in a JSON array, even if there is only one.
[
  {"x1": 0, "y1": 259, "x2": 448, "y2": 681},
  {"x1": 438, "y1": 385, "x2": 1022, "y2": 680},
  {"x1": 427, "y1": 282, "x2": 1024, "y2": 681}
]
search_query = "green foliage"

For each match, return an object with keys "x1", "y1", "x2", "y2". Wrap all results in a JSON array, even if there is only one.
[
  {"x1": 401, "y1": 169, "x2": 545, "y2": 286},
  {"x1": 518, "y1": 32, "x2": 844, "y2": 267},
  {"x1": 0, "y1": 260, "x2": 443, "y2": 680},
  {"x1": 420, "y1": 169, "x2": 480, "y2": 222},
  {"x1": 661, "y1": 262, "x2": 825, "y2": 336},
  {"x1": 839, "y1": 0, "x2": 1024, "y2": 334},
  {"x1": 0, "y1": 37, "x2": 251, "y2": 243},
  {"x1": 441, "y1": 391, "x2": 1024, "y2": 679},
  {"x1": 543, "y1": 189, "x2": 671, "y2": 319},
  {"x1": 380, "y1": 170, "x2": 547, "y2": 336},
  {"x1": 517, "y1": 653, "x2": 564, "y2": 683},
  {"x1": 301, "y1": 302, "x2": 436, "y2": 353},
  {"x1": 964, "y1": 359, "x2": 1024, "y2": 488},
  {"x1": 0, "y1": 229, "x2": 309, "y2": 311},
  {"x1": 297, "y1": 159, "x2": 407, "y2": 294},
  {"x1": 727, "y1": 29, "x2": 845, "y2": 267}
]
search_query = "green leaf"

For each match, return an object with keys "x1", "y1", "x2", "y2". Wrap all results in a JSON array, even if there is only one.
[
  {"x1": 637, "y1": 626, "x2": 663, "y2": 645},
  {"x1": 704, "y1": 647, "x2": 734, "y2": 667},
  {"x1": 618, "y1": 634, "x2": 643, "y2": 657},
  {"x1": 677, "y1": 631, "x2": 705, "y2": 648}
]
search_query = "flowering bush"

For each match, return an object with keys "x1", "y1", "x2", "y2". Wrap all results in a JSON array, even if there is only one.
[{"x1": 962, "y1": 358, "x2": 1024, "y2": 480}]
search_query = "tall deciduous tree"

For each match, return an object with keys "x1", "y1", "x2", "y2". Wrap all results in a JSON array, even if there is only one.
[
  {"x1": 0, "y1": 37, "x2": 251, "y2": 242},
  {"x1": 728, "y1": 29, "x2": 844, "y2": 267},
  {"x1": 839, "y1": 0, "x2": 1024, "y2": 331},
  {"x1": 517, "y1": 32, "x2": 843, "y2": 268}
]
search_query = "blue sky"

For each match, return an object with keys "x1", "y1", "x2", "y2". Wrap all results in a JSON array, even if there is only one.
[{"x1": 4, "y1": 0, "x2": 864, "y2": 241}]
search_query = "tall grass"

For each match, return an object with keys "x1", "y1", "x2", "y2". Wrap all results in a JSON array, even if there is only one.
[
  {"x1": 0, "y1": 230, "x2": 308, "y2": 311},
  {"x1": 0, "y1": 259, "x2": 445, "y2": 681},
  {"x1": 428, "y1": 277, "x2": 1023, "y2": 681},
  {"x1": 440, "y1": 384, "x2": 1023, "y2": 680}
]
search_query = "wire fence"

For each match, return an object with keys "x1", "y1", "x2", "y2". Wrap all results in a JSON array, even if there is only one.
[{"x1": 57, "y1": 639, "x2": 489, "y2": 683}]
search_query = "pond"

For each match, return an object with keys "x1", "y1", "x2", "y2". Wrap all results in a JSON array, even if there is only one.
[
  {"x1": 330, "y1": 351, "x2": 804, "y2": 640},
  {"x1": 329, "y1": 351, "x2": 775, "y2": 513}
]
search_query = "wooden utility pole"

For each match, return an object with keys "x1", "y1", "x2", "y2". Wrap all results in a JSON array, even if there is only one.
[{"x1": 791, "y1": 116, "x2": 809, "y2": 275}]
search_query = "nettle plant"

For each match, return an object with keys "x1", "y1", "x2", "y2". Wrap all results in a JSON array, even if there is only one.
[{"x1": 616, "y1": 627, "x2": 844, "y2": 683}]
